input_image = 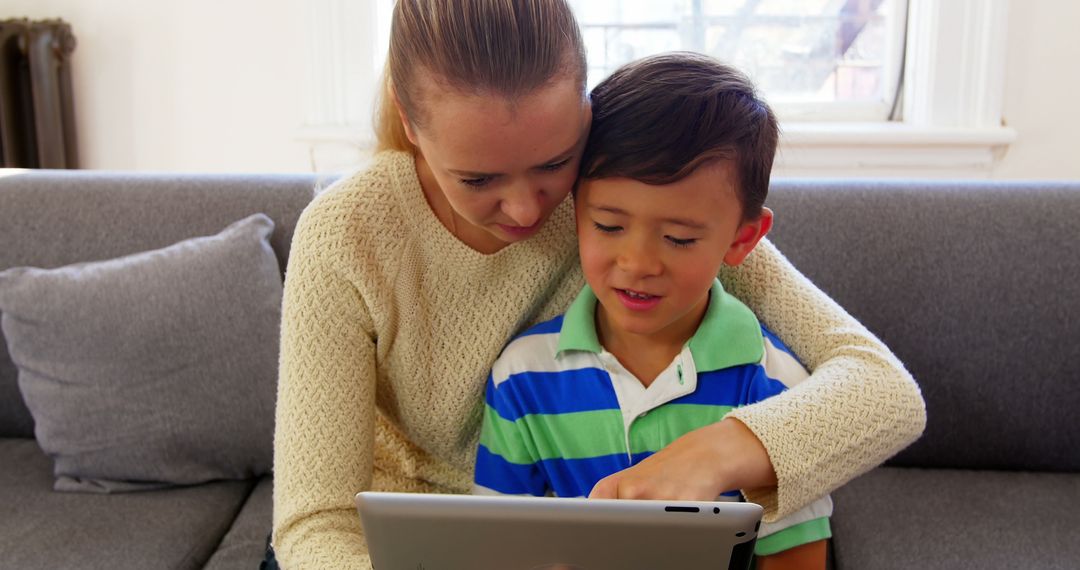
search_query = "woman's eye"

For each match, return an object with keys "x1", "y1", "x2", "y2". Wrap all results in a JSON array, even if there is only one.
[
  {"x1": 666, "y1": 236, "x2": 697, "y2": 247},
  {"x1": 459, "y1": 177, "x2": 491, "y2": 188},
  {"x1": 539, "y1": 158, "x2": 571, "y2": 172},
  {"x1": 593, "y1": 222, "x2": 621, "y2": 233}
]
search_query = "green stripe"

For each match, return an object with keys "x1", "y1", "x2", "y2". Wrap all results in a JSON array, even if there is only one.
[
  {"x1": 480, "y1": 406, "x2": 627, "y2": 463},
  {"x1": 479, "y1": 405, "x2": 537, "y2": 465},
  {"x1": 628, "y1": 404, "x2": 733, "y2": 454},
  {"x1": 754, "y1": 517, "x2": 832, "y2": 556}
]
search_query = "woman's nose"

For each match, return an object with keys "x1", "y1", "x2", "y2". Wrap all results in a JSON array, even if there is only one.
[{"x1": 501, "y1": 188, "x2": 544, "y2": 227}]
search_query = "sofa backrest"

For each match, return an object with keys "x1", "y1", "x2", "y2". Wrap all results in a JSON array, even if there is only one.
[
  {"x1": 3, "y1": 173, "x2": 1078, "y2": 473},
  {"x1": 766, "y1": 179, "x2": 1080, "y2": 473},
  {"x1": 0, "y1": 170, "x2": 320, "y2": 438}
]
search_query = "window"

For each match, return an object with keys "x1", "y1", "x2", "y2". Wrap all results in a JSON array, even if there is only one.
[
  {"x1": 567, "y1": 0, "x2": 907, "y2": 122},
  {"x1": 300, "y1": 0, "x2": 1014, "y2": 177}
]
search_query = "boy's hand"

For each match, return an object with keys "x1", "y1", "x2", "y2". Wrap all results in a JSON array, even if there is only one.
[{"x1": 588, "y1": 417, "x2": 777, "y2": 500}]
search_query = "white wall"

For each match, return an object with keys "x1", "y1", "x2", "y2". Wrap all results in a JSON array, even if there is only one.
[
  {"x1": 995, "y1": 1, "x2": 1080, "y2": 179},
  {"x1": 3, "y1": 0, "x2": 309, "y2": 172},
  {"x1": 2, "y1": 1, "x2": 1078, "y2": 178}
]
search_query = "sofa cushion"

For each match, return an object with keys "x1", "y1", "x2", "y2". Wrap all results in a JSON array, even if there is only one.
[
  {"x1": 0, "y1": 214, "x2": 280, "y2": 492},
  {"x1": 767, "y1": 180, "x2": 1080, "y2": 471},
  {"x1": 0, "y1": 437, "x2": 255, "y2": 570},
  {"x1": 830, "y1": 466, "x2": 1080, "y2": 570},
  {"x1": 203, "y1": 476, "x2": 273, "y2": 570},
  {"x1": 0, "y1": 170, "x2": 319, "y2": 439}
]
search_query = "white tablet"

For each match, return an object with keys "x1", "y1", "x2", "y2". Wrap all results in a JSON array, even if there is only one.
[{"x1": 356, "y1": 491, "x2": 762, "y2": 570}]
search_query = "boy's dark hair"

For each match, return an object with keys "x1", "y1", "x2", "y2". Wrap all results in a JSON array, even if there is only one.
[{"x1": 580, "y1": 52, "x2": 778, "y2": 219}]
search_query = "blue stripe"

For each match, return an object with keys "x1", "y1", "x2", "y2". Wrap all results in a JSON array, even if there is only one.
[
  {"x1": 629, "y1": 451, "x2": 653, "y2": 466},
  {"x1": 478, "y1": 449, "x2": 632, "y2": 498},
  {"x1": 541, "y1": 453, "x2": 630, "y2": 497},
  {"x1": 475, "y1": 445, "x2": 548, "y2": 496},
  {"x1": 486, "y1": 368, "x2": 620, "y2": 422},
  {"x1": 479, "y1": 446, "x2": 750, "y2": 500},
  {"x1": 737, "y1": 365, "x2": 789, "y2": 404},
  {"x1": 516, "y1": 315, "x2": 564, "y2": 338},
  {"x1": 671, "y1": 365, "x2": 787, "y2": 407},
  {"x1": 760, "y1": 325, "x2": 803, "y2": 365}
]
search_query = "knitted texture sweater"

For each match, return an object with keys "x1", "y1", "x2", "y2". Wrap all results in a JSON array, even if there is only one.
[{"x1": 273, "y1": 151, "x2": 926, "y2": 569}]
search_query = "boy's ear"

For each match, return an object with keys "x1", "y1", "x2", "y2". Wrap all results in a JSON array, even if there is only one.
[
  {"x1": 390, "y1": 85, "x2": 420, "y2": 146},
  {"x1": 723, "y1": 207, "x2": 773, "y2": 266}
]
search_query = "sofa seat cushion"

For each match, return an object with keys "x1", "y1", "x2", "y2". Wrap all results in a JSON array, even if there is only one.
[
  {"x1": 203, "y1": 476, "x2": 273, "y2": 570},
  {"x1": 831, "y1": 466, "x2": 1080, "y2": 570},
  {"x1": 0, "y1": 438, "x2": 255, "y2": 570}
]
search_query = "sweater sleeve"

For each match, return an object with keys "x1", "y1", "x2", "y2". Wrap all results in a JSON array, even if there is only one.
[
  {"x1": 719, "y1": 238, "x2": 926, "y2": 522},
  {"x1": 272, "y1": 204, "x2": 377, "y2": 569}
]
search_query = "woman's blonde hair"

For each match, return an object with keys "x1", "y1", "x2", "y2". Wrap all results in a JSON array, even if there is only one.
[{"x1": 374, "y1": 0, "x2": 587, "y2": 152}]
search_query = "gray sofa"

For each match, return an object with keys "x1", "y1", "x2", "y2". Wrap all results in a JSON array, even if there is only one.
[{"x1": 0, "y1": 171, "x2": 1076, "y2": 570}]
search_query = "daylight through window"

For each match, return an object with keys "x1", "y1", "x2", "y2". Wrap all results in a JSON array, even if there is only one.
[{"x1": 566, "y1": 0, "x2": 907, "y2": 121}]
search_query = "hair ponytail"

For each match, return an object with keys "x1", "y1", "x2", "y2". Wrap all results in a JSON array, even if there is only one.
[
  {"x1": 373, "y1": 0, "x2": 586, "y2": 152},
  {"x1": 374, "y1": 69, "x2": 413, "y2": 153}
]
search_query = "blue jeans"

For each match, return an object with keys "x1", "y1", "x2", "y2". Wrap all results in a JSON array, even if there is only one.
[{"x1": 260, "y1": 534, "x2": 279, "y2": 570}]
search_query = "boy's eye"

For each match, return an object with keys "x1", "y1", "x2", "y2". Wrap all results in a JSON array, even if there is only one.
[
  {"x1": 459, "y1": 176, "x2": 492, "y2": 188},
  {"x1": 539, "y1": 158, "x2": 571, "y2": 172},
  {"x1": 666, "y1": 235, "x2": 697, "y2": 247},
  {"x1": 592, "y1": 222, "x2": 621, "y2": 233}
]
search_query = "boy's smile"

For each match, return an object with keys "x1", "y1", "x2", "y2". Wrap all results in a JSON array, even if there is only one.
[
  {"x1": 575, "y1": 160, "x2": 772, "y2": 363},
  {"x1": 615, "y1": 288, "x2": 662, "y2": 311}
]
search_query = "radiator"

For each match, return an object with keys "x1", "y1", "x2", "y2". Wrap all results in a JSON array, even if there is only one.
[{"x1": 0, "y1": 18, "x2": 78, "y2": 169}]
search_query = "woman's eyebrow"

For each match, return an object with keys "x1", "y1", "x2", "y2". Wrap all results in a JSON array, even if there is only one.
[
  {"x1": 532, "y1": 140, "x2": 579, "y2": 168},
  {"x1": 448, "y1": 140, "x2": 581, "y2": 178},
  {"x1": 448, "y1": 168, "x2": 500, "y2": 178}
]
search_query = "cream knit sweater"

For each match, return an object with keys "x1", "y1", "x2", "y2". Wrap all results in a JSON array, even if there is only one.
[{"x1": 273, "y1": 151, "x2": 926, "y2": 569}]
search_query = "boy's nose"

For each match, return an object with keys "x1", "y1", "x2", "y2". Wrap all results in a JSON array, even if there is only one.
[{"x1": 616, "y1": 241, "x2": 663, "y2": 278}]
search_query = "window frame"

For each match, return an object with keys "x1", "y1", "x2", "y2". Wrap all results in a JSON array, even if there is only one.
[
  {"x1": 570, "y1": 0, "x2": 910, "y2": 124},
  {"x1": 298, "y1": 0, "x2": 1014, "y2": 177},
  {"x1": 777, "y1": 0, "x2": 1014, "y2": 177}
]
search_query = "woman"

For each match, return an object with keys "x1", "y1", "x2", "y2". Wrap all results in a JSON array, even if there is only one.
[{"x1": 271, "y1": 1, "x2": 926, "y2": 568}]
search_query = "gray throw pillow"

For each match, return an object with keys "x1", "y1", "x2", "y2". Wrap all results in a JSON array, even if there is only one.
[{"x1": 0, "y1": 214, "x2": 280, "y2": 493}]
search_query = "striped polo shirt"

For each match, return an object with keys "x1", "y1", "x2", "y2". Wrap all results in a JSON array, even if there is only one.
[{"x1": 474, "y1": 280, "x2": 832, "y2": 556}]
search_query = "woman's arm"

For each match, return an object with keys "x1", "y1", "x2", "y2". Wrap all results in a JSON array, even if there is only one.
[
  {"x1": 590, "y1": 238, "x2": 925, "y2": 521},
  {"x1": 722, "y1": 238, "x2": 925, "y2": 519},
  {"x1": 272, "y1": 203, "x2": 378, "y2": 569}
]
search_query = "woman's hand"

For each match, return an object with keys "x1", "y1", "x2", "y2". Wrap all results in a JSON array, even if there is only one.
[{"x1": 588, "y1": 417, "x2": 777, "y2": 500}]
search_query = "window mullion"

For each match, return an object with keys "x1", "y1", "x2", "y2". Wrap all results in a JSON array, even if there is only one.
[{"x1": 903, "y1": 0, "x2": 1010, "y2": 128}]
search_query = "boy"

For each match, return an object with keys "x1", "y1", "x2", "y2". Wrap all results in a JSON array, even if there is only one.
[{"x1": 474, "y1": 52, "x2": 831, "y2": 568}]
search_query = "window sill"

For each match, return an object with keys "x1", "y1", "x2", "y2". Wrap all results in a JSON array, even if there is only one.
[
  {"x1": 776, "y1": 122, "x2": 1017, "y2": 178},
  {"x1": 296, "y1": 123, "x2": 1019, "y2": 178},
  {"x1": 296, "y1": 127, "x2": 374, "y2": 173}
]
